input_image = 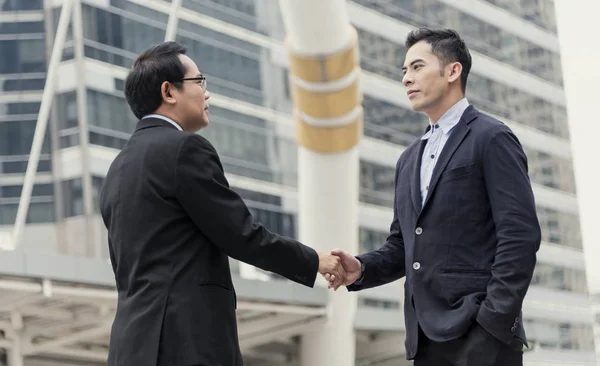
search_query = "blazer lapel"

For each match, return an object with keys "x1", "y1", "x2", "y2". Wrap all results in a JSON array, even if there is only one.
[
  {"x1": 421, "y1": 107, "x2": 477, "y2": 211},
  {"x1": 410, "y1": 137, "x2": 428, "y2": 215}
]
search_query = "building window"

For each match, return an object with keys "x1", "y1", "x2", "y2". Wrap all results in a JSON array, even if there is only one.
[
  {"x1": 0, "y1": 38, "x2": 46, "y2": 74},
  {"x1": 0, "y1": 120, "x2": 51, "y2": 156},
  {"x1": 92, "y1": 175, "x2": 105, "y2": 213},
  {"x1": 62, "y1": 178, "x2": 83, "y2": 217},
  {"x1": 0, "y1": 0, "x2": 43, "y2": 11},
  {"x1": 0, "y1": 183, "x2": 55, "y2": 225}
]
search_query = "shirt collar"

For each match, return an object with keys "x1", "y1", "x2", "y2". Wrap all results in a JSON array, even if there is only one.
[
  {"x1": 142, "y1": 114, "x2": 183, "y2": 131},
  {"x1": 421, "y1": 98, "x2": 470, "y2": 140}
]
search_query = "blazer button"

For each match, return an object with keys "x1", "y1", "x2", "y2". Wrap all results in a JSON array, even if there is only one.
[
  {"x1": 415, "y1": 227, "x2": 423, "y2": 235},
  {"x1": 511, "y1": 326, "x2": 517, "y2": 333},
  {"x1": 413, "y1": 262, "x2": 421, "y2": 270}
]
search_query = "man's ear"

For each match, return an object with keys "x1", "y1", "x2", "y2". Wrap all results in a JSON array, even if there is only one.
[
  {"x1": 160, "y1": 81, "x2": 177, "y2": 105},
  {"x1": 447, "y1": 62, "x2": 463, "y2": 84}
]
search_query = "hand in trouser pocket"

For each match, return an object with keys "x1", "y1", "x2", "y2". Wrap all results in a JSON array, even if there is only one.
[{"x1": 455, "y1": 322, "x2": 523, "y2": 366}]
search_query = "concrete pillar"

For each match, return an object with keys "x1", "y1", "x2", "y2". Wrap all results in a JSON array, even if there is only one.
[
  {"x1": 278, "y1": 1, "x2": 363, "y2": 365},
  {"x1": 554, "y1": 0, "x2": 600, "y2": 362},
  {"x1": 7, "y1": 331, "x2": 23, "y2": 366},
  {"x1": 71, "y1": 0, "x2": 97, "y2": 257}
]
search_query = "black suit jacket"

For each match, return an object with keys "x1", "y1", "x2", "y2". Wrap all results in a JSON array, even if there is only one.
[
  {"x1": 348, "y1": 106, "x2": 541, "y2": 359},
  {"x1": 99, "y1": 118, "x2": 319, "y2": 366}
]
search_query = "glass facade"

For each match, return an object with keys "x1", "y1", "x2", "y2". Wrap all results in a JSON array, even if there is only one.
[
  {"x1": 0, "y1": 0, "x2": 591, "y2": 361},
  {"x1": 483, "y1": 0, "x2": 558, "y2": 33},
  {"x1": 356, "y1": 27, "x2": 569, "y2": 138},
  {"x1": 353, "y1": 0, "x2": 562, "y2": 85},
  {"x1": 0, "y1": 1, "x2": 53, "y2": 226},
  {"x1": 523, "y1": 318, "x2": 595, "y2": 351}
]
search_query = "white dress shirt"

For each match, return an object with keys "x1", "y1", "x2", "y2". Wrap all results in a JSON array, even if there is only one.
[
  {"x1": 420, "y1": 98, "x2": 470, "y2": 207},
  {"x1": 142, "y1": 114, "x2": 183, "y2": 131}
]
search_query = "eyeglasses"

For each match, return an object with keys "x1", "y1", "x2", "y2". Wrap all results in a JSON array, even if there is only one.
[{"x1": 178, "y1": 76, "x2": 207, "y2": 91}]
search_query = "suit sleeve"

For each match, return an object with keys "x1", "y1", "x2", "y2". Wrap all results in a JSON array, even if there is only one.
[
  {"x1": 347, "y1": 160, "x2": 406, "y2": 291},
  {"x1": 175, "y1": 134, "x2": 319, "y2": 287},
  {"x1": 476, "y1": 127, "x2": 541, "y2": 344},
  {"x1": 108, "y1": 237, "x2": 118, "y2": 284}
]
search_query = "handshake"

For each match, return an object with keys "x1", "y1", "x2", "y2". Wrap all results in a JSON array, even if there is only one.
[{"x1": 317, "y1": 249, "x2": 362, "y2": 291}]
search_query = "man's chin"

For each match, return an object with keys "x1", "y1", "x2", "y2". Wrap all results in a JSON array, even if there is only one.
[
  {"x1": 199, "y1": 117, "x2": 209, "y2": 129},
  {"x1": 409, "y1": 102, "x2": 422, "y2": 112}
]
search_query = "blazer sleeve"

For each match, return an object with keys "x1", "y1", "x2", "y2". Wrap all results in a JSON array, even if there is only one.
[
  {"x1": 347, "y1": 160, "x2": 406, "y2": 291},
  {"x1": 476, "y1": 126, "x2": 541, "y2": 344},
  {"x1": 175, "y1": 134, "x2": 319, "y2": 288}
]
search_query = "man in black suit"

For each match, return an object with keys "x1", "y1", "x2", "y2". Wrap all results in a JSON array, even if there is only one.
[
  {"x1": 99, "y1": 42, "x2": 345, "y2": 366},
  {"x1": 327, "y1": 28, "x2": 541, "y2": 366}
]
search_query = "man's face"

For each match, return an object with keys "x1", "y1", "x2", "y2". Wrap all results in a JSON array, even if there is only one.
[
  {"x1": 401, "y1": 41, "x2": 448, "y2": 114},
  {"x1": 173, "y1": 54, "x2": 211, "y2": 130}
]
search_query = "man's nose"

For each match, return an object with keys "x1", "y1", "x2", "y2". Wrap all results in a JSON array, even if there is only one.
[
  {"x1": 204, "y1": 91, "x2": 211, "y2": 100},
  {"x1": 402, "y1": 74, "x2": 412, "y2": 86}
]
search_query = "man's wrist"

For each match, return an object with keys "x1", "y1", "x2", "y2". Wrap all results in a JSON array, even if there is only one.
[{"x1": 353, "y1": 258, "x2": 365, "y2": 285}]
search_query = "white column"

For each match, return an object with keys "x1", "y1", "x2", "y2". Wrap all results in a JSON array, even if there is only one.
[
  {"x1": 554, "y1": 0, "x2": 600, "y2": 361},
  {"x1": 6, "y1": 318, "x2": 24, "y2": 366},
  {"x1": 278, "y1": 1, "x2": 362, "y2": 365},
  {"x1": 7, "y1": 335, "x2": 23, "y2": 366},
  {"x1": 72, "y1": 0, "x2": 97, "y2": 257}
]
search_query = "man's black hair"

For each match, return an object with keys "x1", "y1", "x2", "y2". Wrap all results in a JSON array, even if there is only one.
[
  {"x1": 124, "y1": 41, "x2": 188, "y2": 120},
  {"x1": 405, "y1": 28, "x2": 472, "y2": 93}
]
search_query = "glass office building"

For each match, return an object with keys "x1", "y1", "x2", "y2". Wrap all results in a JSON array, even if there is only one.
[{"x1": 0, "y1": 0, "x2": 595, "y2": 365}]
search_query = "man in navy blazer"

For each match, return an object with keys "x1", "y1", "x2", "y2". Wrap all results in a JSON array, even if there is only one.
[{"x1": 326, "y1": 28, "x2": 541, "y2": 366}]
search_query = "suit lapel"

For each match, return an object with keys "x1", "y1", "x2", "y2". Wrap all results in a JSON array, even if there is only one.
[
  {"x1": 421, "y1": 108, "x2": 477, "y2": 211},
  {"x1": 410, "y1": 137, "x2": 427, "y2": 215}
]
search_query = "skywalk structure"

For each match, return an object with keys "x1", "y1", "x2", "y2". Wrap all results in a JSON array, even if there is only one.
[{"x1": 0, "y1": 0, "x2": 597, "y2": 365}]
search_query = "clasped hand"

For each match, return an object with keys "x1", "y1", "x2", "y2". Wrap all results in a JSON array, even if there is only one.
[{"x1": 318, "y1": 249, "x2": 362, "y2": 291}]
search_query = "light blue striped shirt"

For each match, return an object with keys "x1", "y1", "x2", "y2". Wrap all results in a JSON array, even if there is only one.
[{"x1": 420, "y1": 98, "x2": 470, "y2": 207}]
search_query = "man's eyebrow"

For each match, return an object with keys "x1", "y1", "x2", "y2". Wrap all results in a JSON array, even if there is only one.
[{"x1": 402, "y1": 59, "x2": 426, "y2": 70}]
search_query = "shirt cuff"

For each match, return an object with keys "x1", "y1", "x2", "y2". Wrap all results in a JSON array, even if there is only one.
[{"x1": 352, "y1": 257, "x2": 365, "y2": 285}]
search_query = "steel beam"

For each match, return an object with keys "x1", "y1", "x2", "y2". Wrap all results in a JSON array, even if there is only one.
[
  {"x1": 356, "y1": 332, "x2": 405, "y2": 363},
  {"x1": 23, "y1": 322, "x2": 111, "y2": 356},
  {"x1": 164, "y1": 0, "x2": 182, "y2": 42},
  {"x1": 240, "y1": 316, "x2": 325, "y2": 351},
  {"x1": 39, "y1": 346, "x2": 108, "y2": 362},
  {"x1": 0, "y1": 294, "x2": 41, "y2": 312},
  {"x1": 238, "y1": 314, "x2": 304, "y2": 339}
]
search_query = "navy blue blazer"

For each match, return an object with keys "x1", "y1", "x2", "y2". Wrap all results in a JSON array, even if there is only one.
[{"x1": 348, "y1": 105, "x2": 541, "y2": 360}]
